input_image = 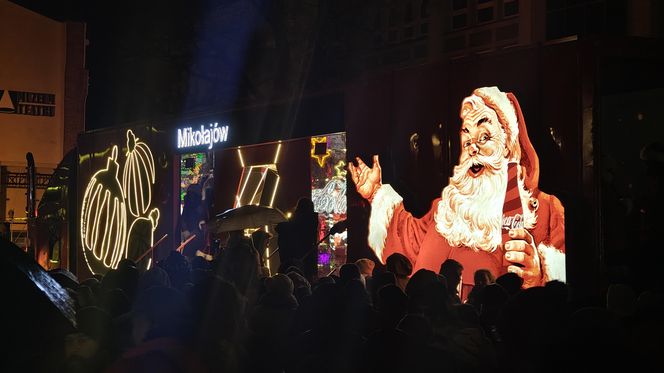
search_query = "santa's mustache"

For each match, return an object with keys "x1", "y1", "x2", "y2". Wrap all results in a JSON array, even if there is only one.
[
  {"x1": 461, "y1": 152, "x2": 504, "y2": 173},
  {"x1": 451, "y1": 151, "x2": 505, "y2": 186}
]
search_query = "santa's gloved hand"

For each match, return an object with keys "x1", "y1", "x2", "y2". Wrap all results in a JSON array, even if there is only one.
[{"x1": 504, "y1": 228, "x2": 543, "y2": 288}]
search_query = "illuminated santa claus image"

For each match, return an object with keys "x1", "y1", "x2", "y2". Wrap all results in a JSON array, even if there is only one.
[{"x1": 349, "y1": 87, "x2": 565, "y2": 293}]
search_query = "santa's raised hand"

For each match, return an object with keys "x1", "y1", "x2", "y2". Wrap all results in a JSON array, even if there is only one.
[
  {"x1": 348, "y1": 155, "x2": 382, "y2": 202},
  {"x1": 504, "y1": 228, "x2": 543, "y2": 288}
]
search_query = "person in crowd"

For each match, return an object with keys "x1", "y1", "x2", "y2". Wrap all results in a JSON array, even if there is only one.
[
  {"x1": 251, "y1": 229, "x2": 273, "y2": 269},
  {"x1": 466, "y1": 268, "x2": 496, "y2": 308},
  {"x1": 59, "y1": 306, "x2": 115, "y2": 373},
  {"x1": 339, "y1": 262, "x2": 362, "y2": 286},
  {"x1": 385, "y1": 252, "x2": 413, "y2": 292},
  {"x1": 105, "y1": 286, "x2": 206, "y2": 373},
  {"x1": 495, "y1": 271, "x2": 523, "y2": 298},
  {"x1": 215, "y1": 236, "x2": 261, "y2": 302},
  {"x1": 439, "y1": 258, "x2": 464, "y2": 304},
  {"x1": 188, "y1": 273, "x2": 246, "y2": 372},
  {"x1": 275, "y1": 197, "x2": 319, "y2": 282}
]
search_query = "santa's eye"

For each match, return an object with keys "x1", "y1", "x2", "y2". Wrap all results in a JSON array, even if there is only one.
[
  {"x1": 478, "y1": 133, "x2": 490, "y2": 144},
  {"x1": 463, "y1": 140, "x2": 471, "y2": 148}
]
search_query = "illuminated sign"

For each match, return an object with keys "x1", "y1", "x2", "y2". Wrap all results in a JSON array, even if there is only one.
[
  {"x1": 177, "y1": 123, "x2": 229, "y2": 150},
  {"x1": 81, "y1": 130, "x2": 160, "y2": 274}
]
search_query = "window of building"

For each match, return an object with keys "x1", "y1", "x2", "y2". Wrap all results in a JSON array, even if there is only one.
[
  {"x1": 421, "y1": 0, "x2": 430, "y2": 18},
  {"x1": 504, "y1": 0, "x2": 519, "y2": 17},
  {"x1": 477, "y1": 6, "x2": 494, "y2": 23},
  {"x1": 405, "y1": 1, "x2": 414, "y2": 23},
  {"x1": 476, "y1": 0, "x2": 495, "y2": 24},
  {"x1": 452, "y1": 0, "x2": 468, "y2": 11},
  {"x1": 420, "y1": 22, "x2": 429, "y2": 35},
  {"x1": 451, "y1": 0, "x2": 469, "y2": 30},
  {"x1": 452, "y1": 14, "x2": 467, "y2": 29}
]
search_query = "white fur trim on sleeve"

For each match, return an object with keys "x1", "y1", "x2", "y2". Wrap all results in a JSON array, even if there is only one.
[
  {"x1": 537, "y1": 243, "x2": 566, "y2": 283},
  {"x1": 368, "y1": 184, "x2": 403, "y2": 264}
]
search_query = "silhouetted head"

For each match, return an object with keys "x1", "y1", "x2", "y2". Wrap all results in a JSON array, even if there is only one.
[
  {"x1": 496, "y1": 272, "x2": 523, "y2": 296},
  {"x1": 439, "y1": 259, "x2": 464, "y2": 292},
  {"x1": 294, "y1": 197, "x2": 314, "y2": 216},
  {"x1": 339, "y1": 263, "x2": 361, "y2": 284},
  {"x1": 385, "y1": 253, "x2": 413, "y2": 278},
  {"x1": 131, "y1": 286, "x2": 191, "y2": 344},
  {"x1": 473, "y1": 268, "x2": 495, "y2": 287},
  {"x1": 355, "y1": 258, "x2": 375, "y2": 277},
  {"x1": 65, "y1": 306, "x2": 113, "y2": 359}
]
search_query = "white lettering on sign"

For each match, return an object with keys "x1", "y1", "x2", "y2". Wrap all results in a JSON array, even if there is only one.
[
  {"x1": 312, "y1": 178, "x2": 347, "y2": 214},
  {"x1": 177, "y1": 123, "x2": 229, "y2": 150},
  {"x1": 502, "y1": 213, "x2": 524, "y2": 230}
]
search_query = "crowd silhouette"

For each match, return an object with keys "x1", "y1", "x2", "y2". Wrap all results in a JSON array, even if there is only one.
[
  {"x1": 31, "y1": 225, "x2": 661, "y2": 373},
  {"x1": 5, "y1": 186, "x2": 664, "y2": 372}
]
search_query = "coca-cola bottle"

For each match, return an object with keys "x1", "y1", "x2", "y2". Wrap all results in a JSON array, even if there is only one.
[{"x1": 502, "y1": 162, "x2": 524, "y2": 268}]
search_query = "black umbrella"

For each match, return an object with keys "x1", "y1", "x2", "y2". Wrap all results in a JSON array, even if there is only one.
[
  {"x1": 210, "y1": 204, "x2": 287, "y2": 233},
  {"x1": 1, "y1": 237, "x2": 76, "y2": 370}
]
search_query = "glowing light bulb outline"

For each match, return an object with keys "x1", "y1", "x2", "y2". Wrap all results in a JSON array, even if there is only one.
[
  {"x1": 81, "y1": 130, "x2": 160, "y2": 275},
  {"x1": 311, "y1": 137, "x2": 331, "y2": 167}
]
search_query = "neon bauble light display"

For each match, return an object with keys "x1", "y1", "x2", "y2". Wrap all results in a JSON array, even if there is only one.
[
  {"x1": 123, "y1": 130, "x2": 156, "y2": 217},
  {"x1": 81, "y1": 130, "x2": 160, "y2": 275},
  {"x1": 80, "y1": 146, "x2": 128, "y2": 272}
]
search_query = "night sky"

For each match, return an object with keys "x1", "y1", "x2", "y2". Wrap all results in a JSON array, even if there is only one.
[{"x1": 11, "y1": 0, "x2": 330, "y2": 130}]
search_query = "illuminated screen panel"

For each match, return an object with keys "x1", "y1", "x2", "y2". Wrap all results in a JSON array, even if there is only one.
[
  {"x1": 357, "y1": 88, "x2": 565, "y2": 296},
  {"x1": 310, "y1": 133, "x2": 347, "y2": 278},
  {"x1": 179, "y1": 153, "x2": 209, "y2": 215},
  {"x1": 211, "y1": 134, "x2": 346, "y2": 278},
  {"x1": 179, "y1": 152, "x2": 214, "y2": 254}
]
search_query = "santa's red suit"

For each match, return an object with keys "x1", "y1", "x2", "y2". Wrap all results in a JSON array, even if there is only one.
[{"x1": 367, "y1": 89, "x2": 565, "y2": 292}]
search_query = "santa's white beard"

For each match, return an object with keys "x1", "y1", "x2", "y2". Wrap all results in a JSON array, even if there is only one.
[{"x1": 436, "y1": 152, "x2": 508, "y2": 253}]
